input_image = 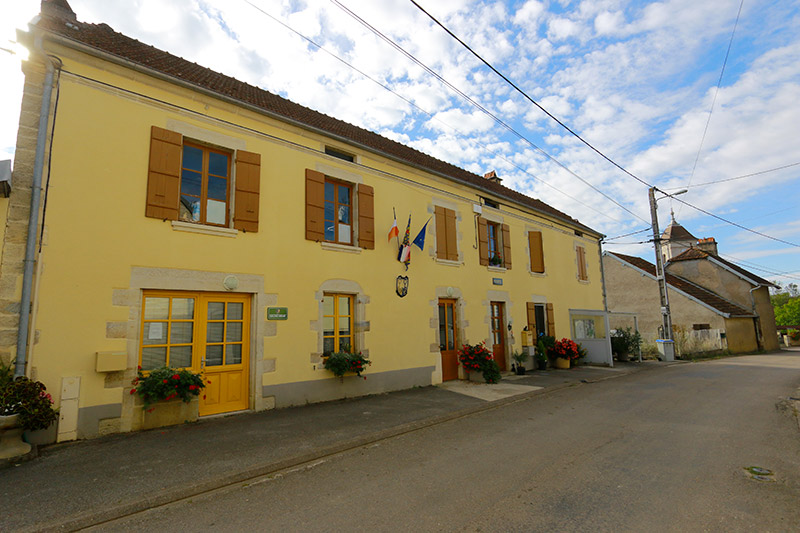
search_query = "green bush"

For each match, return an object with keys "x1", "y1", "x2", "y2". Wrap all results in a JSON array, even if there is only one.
[
  {"x1": 323, "y1": 351, "x2": 371, "y2": 378},
  {"x1": 482, "y1": 360, "x2": 502, "y2": 384},
  {"x1": 610, "y1": 327, "x2": 641, "y2": 356},
  {"x1": 131, "y1": 366, "x2": 206, "y2": 408}
]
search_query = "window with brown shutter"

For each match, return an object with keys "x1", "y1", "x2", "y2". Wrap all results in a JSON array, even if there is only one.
[
  {"x1": 357, "y1": 184, "x2": 374, "y2": 250},
  {"x1": 305, "y1": 169, "x2": 373, "y2": 249},
  {"x1": 477, "y1": 217, "x2": 489, "y2": 266},
  {"x1": 305, "y1": 169, "x2": 325, "y2": 242},
  {"x1": 576, "y1": 245, "x2": 588, "y2": 281},
  {"x1": 501, "y1": 223, "x2": 512, "y2": 269},
  {"x1": 434, "y1": 206, "x2": 458, "y2": 261},
  {"x1": 146, "y1": 126, "x2": 260, "y2": 232},
  {"x1": 529, "y1": 231, "x2": 544, "y2": 273},
  {"x1": 546, "y1": 303, "x2": 555, "y2": 337}
]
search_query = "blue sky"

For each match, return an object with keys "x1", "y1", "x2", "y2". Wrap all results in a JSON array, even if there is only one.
[{"x1": 2, "y1": 0, "x2": 799, "y2": 285}]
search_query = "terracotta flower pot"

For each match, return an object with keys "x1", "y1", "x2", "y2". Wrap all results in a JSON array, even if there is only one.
[{"x1": 0, "y1": 414, "x2": 32, "y2": 459}]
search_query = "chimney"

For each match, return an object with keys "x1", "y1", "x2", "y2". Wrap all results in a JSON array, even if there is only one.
[
  {"x1": 484, "y1": 170, "x2": 502, "y2": 184},
  {"x1": 696, "y1": 237, "x2": 718, "y2": 256}
]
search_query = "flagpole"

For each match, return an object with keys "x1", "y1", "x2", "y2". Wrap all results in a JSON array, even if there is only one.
[{"x1": 393, "y1": 207, "x2": 401, "y2": 249}]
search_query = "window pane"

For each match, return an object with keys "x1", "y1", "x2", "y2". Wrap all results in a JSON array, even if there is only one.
[
  {"x1": 143, "y1": 322, "x2": 168, "y2": 345},
  {"x1": 338, "y1": 316, "x2": 351, "y2": 337},
  {"x1": 447, "y1": 306, "x2": 455, "y2": 350},
  {"x1": 141, "y1": 346, "x2": 166, "y2": 370},
  {"x1": 322, "y1": 316, "x2": 334, "y2": 337},
  {"x1": 338, "y1": 296, "x2": 351, "y2": 315},
  {"x1": 171, "y1": 298, "x2": 194, "y2": 319},
  {"x1": 438, "y1": 305, "x2": 446, "y2": 349},
  {"x1": 323, "y1": 337, "x2": 335, "y2": 355},
  {"x1": 181, "y1": 169, "x2": 202, "y2": 197},
  {"x1": 227, "y1": 302, "x2": 243, "y2": 320},
  {"x1": 206, "y1": 344, "x2": 223, "y2": 366},
  {"x1": 170, "y1": 345, "x2": 192, "y2": 368},
  {"x1": 144, "y1": 297, "x2": 169, "y2": 320},
  {"x1": 226, "y1": 344, "x2": 242, "y2": 365},
  {"x1": 207, "y1": 322, "x2": 224, "y2": 343},
  {"x1": 325, "y1": 222, "x2": 335, "y2": 241},
  {"x1": 325, "y1": 181, "x2": 334, "y2": 202},
  {"x1": 183, "y1": 145, "x2": 202, "y2": 171},
  {"x1": 208, "y1": 302, "x2": 225, "y2": 320},
  {"x1": 339, "y1": 338, "x2": 352, "y2": 353},
  {"x1": 181, "y1": 195, "x2": 201, "y2": 222},
  {"x1": 338, "y1": 185, "x2": 350, "y2": 205},
  {"x1": 170, "y1": 322, "x2": 193, "y2": 344},
  {"x1": 208, "y1": 152, "x2": 228, "y2": 177},
  {"x1": 322, "y1": 296, "x2": 334, "y2": 316},
  {"x1": 338, "y1": 205, "x2": 350, "y2": 224},
  {"x1": 338, "y1": 224, "x2": 351, "y2": 244},
  {"x1": 324, "y1": 201, "x2": 334, "y2": 222},
  {"x1": 226, "y1": 322, "x2": 242, "y2": 342},
  {"x1": 208, "y1": 176, "x2": 227, "y2": 201},
  {"x1": 206, "y1": 199, "x2": 226, "y2": 225}
]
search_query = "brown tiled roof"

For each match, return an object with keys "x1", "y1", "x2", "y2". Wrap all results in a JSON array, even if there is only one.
[
  {"x1": 34, "y1": 1, "x2": 599, "y2": 236},
  {"x1": 608, "y1": 252, "x2": 753, "y2": 317},
  {"x1": 669, "y1": 248, "x2": 775, "y2": 287}
]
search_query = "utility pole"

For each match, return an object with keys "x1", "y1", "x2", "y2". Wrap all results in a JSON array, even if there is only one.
[{"x1": 649, "y1": 187, "x2": 673, "y2": 344}]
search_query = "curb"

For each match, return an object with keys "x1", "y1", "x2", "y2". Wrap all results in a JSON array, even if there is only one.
[{"x1": 29, "y1": 363, "x2": 660, "y2": 532}]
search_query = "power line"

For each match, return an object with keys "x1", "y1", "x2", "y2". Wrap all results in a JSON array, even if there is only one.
[
  {"x1": 239, "y1": 0, "x2": 625, "y2": 224},
  {"x1": 680, "y1": 0, "x2": 745, "y2": 213},
  {"x1": 330, "y1": 0, "x2": 650, "y2": 224},
  {"x1": 666, "y1": 161, "x2": 800, "y2": 190},
  {"x1": 603, "y1": 227, "x2": 652, "y2": 242},
  {"x1": 718, "y1": 253, "x2": 800, "y2": 282},
  {"x1": 407, "y1": 0, "x2": 652, "y2": 190}
]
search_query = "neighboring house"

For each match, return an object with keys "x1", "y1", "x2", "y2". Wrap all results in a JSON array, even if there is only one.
[
  {"x1": 3, "y1": 0, "x2": 609, "y2": 442},
  {"x1": 660, "y1": 212, "x2": 697, "y2": 263},
  {"x1": 666, "y1": 245, "x2": 779, "y2": 351},
  {"x1": 604, "y1": 252, "x2": 761, "y2": 354}
]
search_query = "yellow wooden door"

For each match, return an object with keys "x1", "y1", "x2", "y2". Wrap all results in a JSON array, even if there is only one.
[{"x1": 198, "y1": 294, "x2": 250, "y2": 416}]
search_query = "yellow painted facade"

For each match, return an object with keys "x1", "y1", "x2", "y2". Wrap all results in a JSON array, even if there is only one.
[{"x1": 8, "y1": 19, "x2": 607, "y2": 441}]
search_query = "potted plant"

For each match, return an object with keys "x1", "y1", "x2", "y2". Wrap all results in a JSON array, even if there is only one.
[
  {"x1": 323, "y1": 351, "x2": 371, "y2": 381},
  {"x1": 130, "y1": 366, "x2": 206, "y2": 431},
  {"x1": 784, "y1": 329, "x2": 800, "y2": 347},
  {"x1": 511, "y1": 350, "x2": 528, "y2": 375},
  {"x1": 610, "y1": 327, "x2": 642, "y2": 361},
  {"x1": 457, "y1": 342, "x2": 501, "y2": 384},
  {"x1": 0, "y1": 364, "x2": 59, "y2": 459},
  {"x1": 535, "y1": 335, "x2": 555, "y2": 370},
  {"x1": 489, "y1": 254, "x2": 503, "y2": 267},
  {"x1": 549, "y1": 338, "x2": 582, "y2": 369}
]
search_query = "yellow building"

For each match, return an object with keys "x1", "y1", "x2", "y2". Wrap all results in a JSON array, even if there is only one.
[{"x1": 4, "y1": 1, "x2": 609, "y2": 443}]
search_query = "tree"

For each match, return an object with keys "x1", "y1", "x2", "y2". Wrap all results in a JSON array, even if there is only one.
[{"x1": 774, "y1": 298, "x2": 800, "y2": 327}]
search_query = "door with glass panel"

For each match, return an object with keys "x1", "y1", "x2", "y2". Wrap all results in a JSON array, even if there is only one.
[
  {"x1": 438, "y1": 299, "x2": 458, "y2": 381},
  {"x1": 139, "y1": 291, "x2": 250, "y2": 417},
  {"x1": 490, "y1": 301, "x2": 507, "y2": 371}
]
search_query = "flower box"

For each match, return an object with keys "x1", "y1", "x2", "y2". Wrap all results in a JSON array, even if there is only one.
[{"x1": 132, "y1": 397, "x2": 199, "y2": 431}]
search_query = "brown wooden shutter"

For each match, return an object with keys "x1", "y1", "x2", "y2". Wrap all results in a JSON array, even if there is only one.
[
  {"x1": 435, "y1": 206, "x2": 447, "y2": 260},
  {"x1": 444, "y1": 208, "x2": 457, "y2": 261},
  {"x1": 526, "y1": 302, "x2": 536, "y2": 336},
  {"x1": 357, "y1": 184, "x2": 374, "y2": 250},
  {"x1": 477, "y1": 217, "x2": 489, "y2": 265},
  {"x1": 146, "y1": 126, "x2": 182, "y2": 220},
  {"x1": 529, "y1": 231, "x2": 544, "y2": 273},
  {"x1": 305, "y1": 169, "x2": 325, "y2": 241},
  {"x1": 577, "y1": 245, "x2": 587, "y2": 280},
  {"x1": 233, "y1": 150, "x2": 260, "y2": 232},
  {"x1": 546, "y1": 303, "x2": 555, "y2": 337},
  {"x1": 501, "y1": 223, "x2": 512, "y2": 269}
]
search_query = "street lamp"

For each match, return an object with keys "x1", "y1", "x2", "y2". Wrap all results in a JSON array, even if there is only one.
[{"x1": 648, "y1": 187, "x2": 687, "y2": 360}]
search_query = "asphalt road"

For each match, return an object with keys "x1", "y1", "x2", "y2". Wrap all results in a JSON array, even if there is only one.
[{"x1": 90, "y1": 353, "x2": 800, "y2": 532}]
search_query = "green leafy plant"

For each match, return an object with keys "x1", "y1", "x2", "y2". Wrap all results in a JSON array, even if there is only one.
[
  {"x1": 610, "y1": 327, "x2": 642, "y2": 357},
  {"x1": 787, "y1": 329, "x2": 800, "y2": 341},
  {"x1": 0, "y1": 360, "x2": 13, "y2": 389},
  {"x1": 131, "y1": 366, "x2": 206, "y2": 409},
  {"x1": 512, "y1": 350, "x2": 529, "y2": 365},
  {"x1": 323, "y1": 351, "x2": 371, "y2": 378},
  {"x1": 482, "y1": 360, "x2": 502, "y2": 384},
  {"x1": 489, "y1": 254, "x2": 503, "y2": 266},
  {"x1": 0, "y1": 376, "x2": 59, "y2": 431},
  {"x1": 457, "y1": 342, "x2": 502, "y2": 384},
  {"x1": 535, "y1": 335, "x2": 555, "y2": 362},
  {"x1": 549, "y1": 338, "x2": 583, "y2": 360}
]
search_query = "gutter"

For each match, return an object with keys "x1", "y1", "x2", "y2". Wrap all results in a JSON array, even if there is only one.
[
  {"x1": 14, "y1": 31, "x2": 59, "y2": 377},
  {"x1": 39, "y1": 27, "x2": 602, "y2": 240}
]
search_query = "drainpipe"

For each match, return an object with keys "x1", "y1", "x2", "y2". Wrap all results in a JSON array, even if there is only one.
[
  {"x1": 14, "y1": 34, "x2": 57, "y2": 377},
  {"x1": 749, "y1": 286, "x2": 763, "y2": 351}
]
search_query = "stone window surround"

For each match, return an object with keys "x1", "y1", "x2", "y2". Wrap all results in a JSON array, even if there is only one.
[{"x1": 310, "y1": 279, "x2": 370, "y2": 368}]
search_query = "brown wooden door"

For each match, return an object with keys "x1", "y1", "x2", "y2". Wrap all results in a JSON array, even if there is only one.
[
  {"x1": 438, "y1": 299, "x2": 458, "y2": 381},
  {"x1": 490, "y1": 302, "x2": 506, "y2": 371}
]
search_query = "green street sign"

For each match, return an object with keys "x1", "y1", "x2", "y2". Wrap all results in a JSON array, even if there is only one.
[{"x1": 267, "y1": 307, "x2": 288, "y2": 321}]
